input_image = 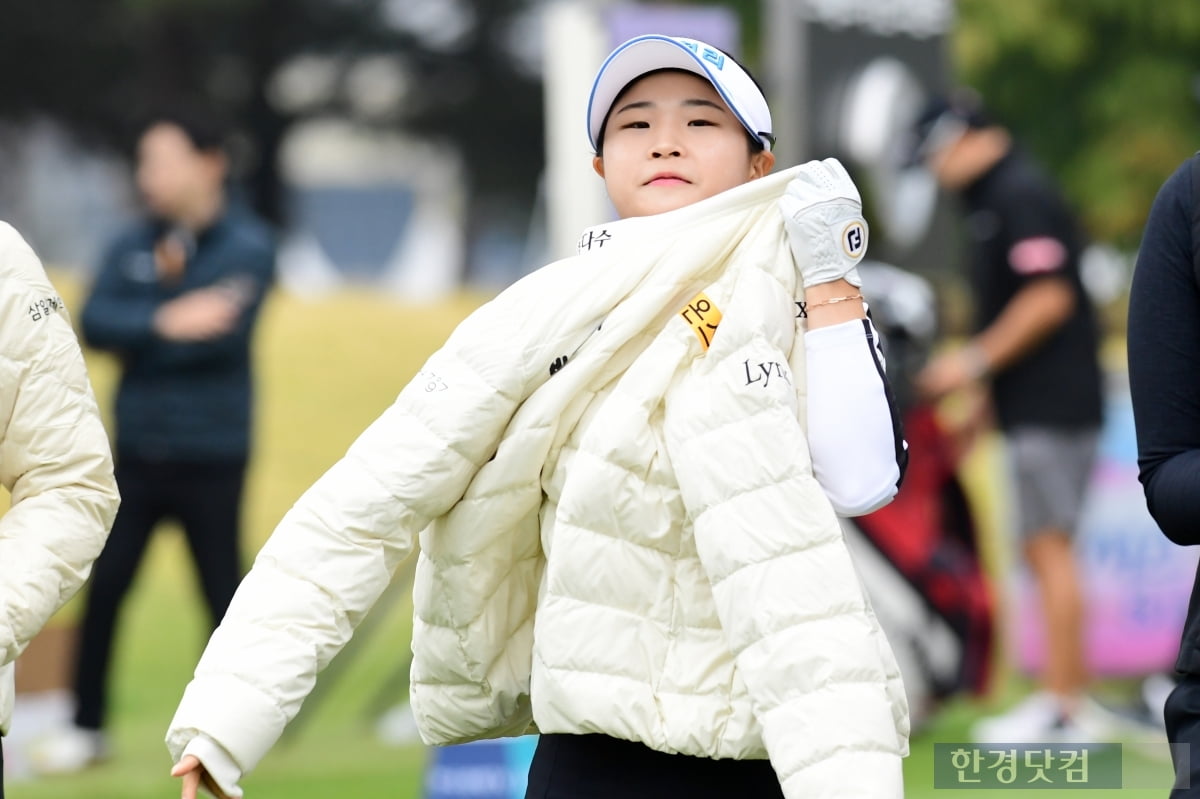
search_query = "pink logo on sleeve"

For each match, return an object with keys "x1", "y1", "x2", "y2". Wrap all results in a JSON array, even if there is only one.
[{"x1": 1008, "y1": 236, "x2": 1067, "y2": 275}]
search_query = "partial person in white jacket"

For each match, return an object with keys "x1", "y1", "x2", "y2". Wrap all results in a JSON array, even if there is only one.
[
  {"x1": 170, "y1": 34, "x2": 909, "y2": 799},
  {"x1": 0, "y1": 222, "x2": 119, "y2": 795}
]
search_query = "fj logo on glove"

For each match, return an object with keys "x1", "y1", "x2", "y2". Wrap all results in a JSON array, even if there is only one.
[
  {"x1": 549, "y1": 355, "x2": 570, "y2": 375},
  {"x1": 842, "y1": 221, "x2": 867, "y2": 260}
]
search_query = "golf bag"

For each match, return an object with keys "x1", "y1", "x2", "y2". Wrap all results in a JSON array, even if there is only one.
[{"x1": 845, "y1": 261, "x2": 994, "y2": 728}]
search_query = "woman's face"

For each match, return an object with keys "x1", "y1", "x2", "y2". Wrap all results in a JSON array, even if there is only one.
[{"x1": 593, "y1": 70, "x2": 774, "y2": 219}]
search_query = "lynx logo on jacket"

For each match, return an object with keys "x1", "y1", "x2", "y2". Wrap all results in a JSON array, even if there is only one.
[{"x1": 743, "y1": 359, "x2": 791, "y2": 388}]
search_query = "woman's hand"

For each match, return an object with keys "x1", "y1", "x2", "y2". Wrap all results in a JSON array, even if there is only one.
[
  {"x1": 916, "y1": 344, "x2": 989, "y2": 403},
  {"x1": 171, "y1": 755, "x2": 232, "y2": 799},
  {"x1": 779, "y1": 158, "x2": 868, "y2": 289}
]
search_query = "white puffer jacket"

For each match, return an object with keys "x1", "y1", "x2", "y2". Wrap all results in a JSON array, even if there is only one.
[
  {"x1": 167, "y1": 167, "x2": 909, "y2": 798},
  {"x1": 0, "y1": 223, "x2": 119, "y2": 733}
]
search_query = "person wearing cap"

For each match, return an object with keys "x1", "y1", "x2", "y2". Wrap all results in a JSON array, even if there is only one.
[
  {"x1": 168, "y1": 34, "x2": 908, "y2": 799},
  {"x1": 910, "y1": 92, "x2": 1106, "y2": 743}
]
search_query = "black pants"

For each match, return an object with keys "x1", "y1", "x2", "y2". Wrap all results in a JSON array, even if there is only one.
[
  {"x1": 525, "y1": 733, "x2": 786, "y2": 799},
  {"x1": 1168, "y1": 675, "x2": 1200, "y2": 797},
  {"x1": 72, "y1": 457, "x2": 246, "y2": 730}
]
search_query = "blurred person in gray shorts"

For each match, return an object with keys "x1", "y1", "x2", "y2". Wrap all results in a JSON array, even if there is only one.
[
  {"x1": 910, "y1": 92, "x2": 1107, "y2": 744},
  {"x1": 1009, "y1": 427, "x2": 1099, "y2": 544}
]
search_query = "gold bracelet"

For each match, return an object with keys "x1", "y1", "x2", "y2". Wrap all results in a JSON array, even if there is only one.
[{"x1": 807, "y1": 293, "x2": 863, "y2": 309}]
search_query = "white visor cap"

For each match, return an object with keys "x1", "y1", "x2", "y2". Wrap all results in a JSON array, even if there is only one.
[{"x1": 587, "y1": 34, "x2": 774, "y2": 153}]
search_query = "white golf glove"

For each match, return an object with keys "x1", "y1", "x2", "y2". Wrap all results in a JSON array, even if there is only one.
[{"x1": 779, "y1": 158, "x2": 868, "y2": 288}]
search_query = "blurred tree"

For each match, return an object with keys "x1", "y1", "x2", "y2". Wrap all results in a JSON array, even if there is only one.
[
  {"x1": 6, "y1": 1, "x2": 1194, "y2": 254},
  {"x1": 0, "y1": 0, "x2": 543, "y2": 236},
  {"x1": 955, "y1": 0, "x2": 1200, "y2": 247}
]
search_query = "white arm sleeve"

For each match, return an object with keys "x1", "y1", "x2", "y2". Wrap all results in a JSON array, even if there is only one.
[{"x1": 806, "y1": 314, "x2": 906, "y2": 516}]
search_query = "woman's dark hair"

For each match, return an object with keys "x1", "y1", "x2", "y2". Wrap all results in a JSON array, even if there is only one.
[{"x1": 594, "y1": 53, "x2": 770, "y2": 157}]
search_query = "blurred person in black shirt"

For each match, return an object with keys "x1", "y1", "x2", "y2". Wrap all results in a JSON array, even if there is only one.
[{"x1": 910, "y1": 91, "x2": 1106, "y2": 744}]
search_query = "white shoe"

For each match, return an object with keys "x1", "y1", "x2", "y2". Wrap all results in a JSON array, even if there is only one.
[
  {"x1": 1141, "y1": 673, "x2": 1177, "y2": 724},
  {"x1": 27, "y1": 726, "x2": 108, "y2": 775},
  {"x1": 972, "y1": 692, "x2": 1106, "y2": 745},
  {"x1": 1062, "y1": 687, "x2": 1173, "y2": 762},
  {"x1": 1069, "y1": 695, "x2": 1126, "y2": 742}
]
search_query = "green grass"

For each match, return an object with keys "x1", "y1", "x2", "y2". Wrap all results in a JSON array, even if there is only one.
[
  {"x1": 18, "y1": 530, "x2": 429, "y2": 799},
  {"x1": 11, "y1": 276, "x2": 1178, "y2": 797}
]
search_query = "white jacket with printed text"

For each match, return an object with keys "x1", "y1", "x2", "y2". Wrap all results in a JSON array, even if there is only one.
[
  {"x1": 0, "y1": 223, "x2": 119, "y2": 733},
  {"x1": 167, "y1": 167, "x2": 909, "y2": 798}
]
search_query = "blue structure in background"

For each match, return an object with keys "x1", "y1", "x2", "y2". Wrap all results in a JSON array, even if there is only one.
[
  {"x1": 287, "y1": 185, "x2": 416, "y2": 281},
  {"x1": 424, "y1": 736, "x2": 539, "y2": 799}
]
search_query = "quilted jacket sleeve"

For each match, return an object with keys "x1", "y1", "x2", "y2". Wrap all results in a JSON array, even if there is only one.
[
  {"x1": 0, "y1": 223, "x2": 118, "y2": 671},
  {"x1": 164, "y1": 265, "x2": 584, "y2": 781},
  {"x1": 663, "y1": 271, "x2": 906, "y2": 799},
  {"x1": 166, "y1": 353, "x2": 519, "y2": 771}
]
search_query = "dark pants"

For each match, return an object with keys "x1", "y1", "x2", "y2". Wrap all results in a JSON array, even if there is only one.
[
  {"x1": 72, "y1": 457, "x2": 246, "y2": 730},
  {"x1": 525, "y1": 733, "x2": 786, "y2": 799},
  {"x1": 1168, "y1": 674, "x2": 1200, "y2": 796}
]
